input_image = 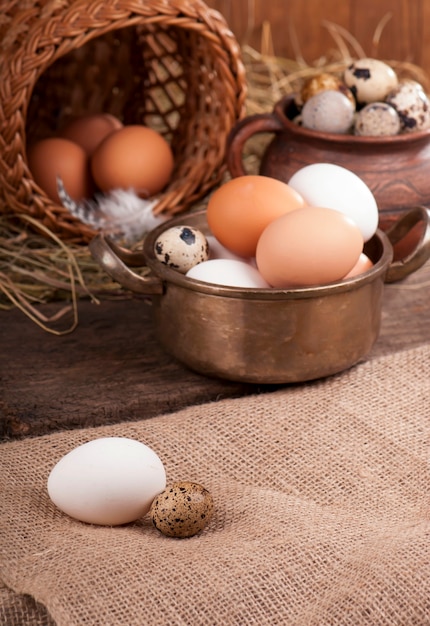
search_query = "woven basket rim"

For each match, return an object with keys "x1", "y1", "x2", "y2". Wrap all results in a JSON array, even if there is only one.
[{"x1": 0, "y1": 0, "x2": 248, "y2": 243}]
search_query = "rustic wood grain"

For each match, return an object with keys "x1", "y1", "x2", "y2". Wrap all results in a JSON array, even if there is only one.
[
  {"x1": 208, "y1": 0, "x2": 430, "y2": 74},
  {"x1": 2, "y1": 257, "x2": 430, "y2": 441},
  {"x1": 0, "y1": 297, "x2": 261, "y2": 440}
]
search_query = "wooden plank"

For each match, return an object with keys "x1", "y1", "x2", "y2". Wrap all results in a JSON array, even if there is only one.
[
  {"x1": 207, "y1": 0, "x2": 430, "y2": 75},
  {"x1": 2, "y1": 256, "x2": 430, "y2": 440},
  {"x1": 419, "y1": 1, "x2": 430, "y2": 76},
  {"x1": 262, "y1": 0, "x2": 352, "y2": 63},
  {"x1": 0, "y1": 298, "x2": 260, "y2": 440},
  {"x1": 349, "y1": 0, "x2": 423, "y2": 63}
]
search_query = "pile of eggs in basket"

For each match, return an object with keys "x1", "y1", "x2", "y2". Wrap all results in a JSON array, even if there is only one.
[
  {"x1": 27, "y1": 113, "x2": 174, "y2": 204},
  {"x1": 153, "y1": 164, "x2": 378, "y2": 289},
  {"x1": 293, "y1": 57, "x2": 430, "y2": 136}
]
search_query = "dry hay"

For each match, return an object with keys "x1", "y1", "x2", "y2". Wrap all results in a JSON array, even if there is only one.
[{"x1": 1, "y1": 19, "x2": 429, "y2": 334}]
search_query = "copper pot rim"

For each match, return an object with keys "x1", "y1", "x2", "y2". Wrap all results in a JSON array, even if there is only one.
[{"x1": 143, "y1": 210, "x2": 392, "y2": 301}]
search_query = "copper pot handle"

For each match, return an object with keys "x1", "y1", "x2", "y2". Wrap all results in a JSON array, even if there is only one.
[
  {"x1": 89, "y1": 235, "x2": 164, "y2": 295},
  {"x1": 226, "y1": 112, "x2": 285, "y2": 178},
  {"x1": 384, "y1": 206, "x2": 430, "y2": 282}
]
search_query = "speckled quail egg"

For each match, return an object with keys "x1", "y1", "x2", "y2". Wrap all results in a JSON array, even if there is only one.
[
  {"x1": 385, "y1": 80, "x2": 430, "y2": 132},
  {"x1": 354, "y1": 102, "x2": 401, "y2": 136},
  {"x1": 344, "y1": 58, "x2": 398, "y2": 104},
  {"x1": 301, "y1": 90, "x2": 355, "y2": 133},
  {"x1": 150, "y1": 481, "x2": 214, "y2": 538},
  {"x1": 299, "y1": 72, "x2": 356, "y2": 108},
  {"x1": 154, "y1": 225, "x2": 209, "y2": 273}
]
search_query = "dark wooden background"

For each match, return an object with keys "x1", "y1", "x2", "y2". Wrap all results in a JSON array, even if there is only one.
[{"x1": 207, "y1": 0, "x2": 429, "y2": 74}]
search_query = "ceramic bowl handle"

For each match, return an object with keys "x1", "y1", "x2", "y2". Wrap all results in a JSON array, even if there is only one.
[
  {"x1": 226, "y1": 113, "x2": 285, "y2": 177},
  {"x1": 89, "y1": 235, "x2": 164, "y2": 295},
  {"x1": 384, "y1": 206, "x2": 430, "y2": 282}
]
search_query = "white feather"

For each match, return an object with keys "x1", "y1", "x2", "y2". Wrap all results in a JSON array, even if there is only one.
[{"x1": 56, "y1": 176, "x2": 168, "y2": 244}]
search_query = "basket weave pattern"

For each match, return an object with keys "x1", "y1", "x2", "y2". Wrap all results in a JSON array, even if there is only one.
[{"x1": 0, "y1": 0, "x2": 247, "y2": 242}]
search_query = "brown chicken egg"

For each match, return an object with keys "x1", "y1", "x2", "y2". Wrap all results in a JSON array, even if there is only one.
[
  {"x1": 27, "y1": 137, "x2": 95, "y2": 203},
  {"x1": 255, "y1": 206, "x2": 364, "y2": 288},
  {"x1": 343, "y1": 252, "x2": 373, "y2": 279},
  {"x1": 206, "y1": 175, "x2": 305, "y2": 258},
  {"x1": 90, "y1": 125, "x2": 174, "y2": 196},
  {"x1": 59, "y1": 113, "x2": 123, "y2": 156}
]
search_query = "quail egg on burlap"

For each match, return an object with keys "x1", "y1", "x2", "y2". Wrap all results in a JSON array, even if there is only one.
[
  {"x1": 344, "y1": 58, "x2": 398, "y2": 104},
  {"x1": 385, "y1": 80, "x2": 430, "y2": 132},
  {"x1": 301, "y1": 90, "x2": 355, "y2": 133},
  {"x1": 154, "y1": 225, "x2": 209, "y2": 273},
  {"x1": 354, "y1": 102, "x2": 401, "y2": 136},
  {"x1": 150, "y1": 481, "x2": 214, "y2": 538}
]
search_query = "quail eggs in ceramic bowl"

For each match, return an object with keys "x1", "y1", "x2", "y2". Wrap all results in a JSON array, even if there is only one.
[{"x1": 226, "y1": 58, "x2": 430, "y2": 219}]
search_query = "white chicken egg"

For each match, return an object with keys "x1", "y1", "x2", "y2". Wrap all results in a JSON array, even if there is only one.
[
  {"x1": 206, "y1": 235, "x2": 251, "y2": 262},
  {"x1": 288, "y1": 163, "x2": 378, "y2": 242},
  {"x1": 47, "y1": 437, "x2": 166, "y2": 526},
  {"x1": 186, "y1": 258, "x2": 270, "y2": 288}
]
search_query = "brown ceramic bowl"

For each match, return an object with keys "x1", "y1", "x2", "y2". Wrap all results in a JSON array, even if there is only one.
[
  {"x1": 227, "y1": 94, "x2": 430, "y2": 220},
  {"x1": 90, "y1": 207, "x2": 430, "y2": 384}
]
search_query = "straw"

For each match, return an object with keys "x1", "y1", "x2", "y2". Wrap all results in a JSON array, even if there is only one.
[{"x1": 1, "y1": 20, "x2": 429, "y2": 333}]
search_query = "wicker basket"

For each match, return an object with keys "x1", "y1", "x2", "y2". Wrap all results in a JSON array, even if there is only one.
[{"x1": 0, "y1": 0, "x2": 247, "y2": 243}]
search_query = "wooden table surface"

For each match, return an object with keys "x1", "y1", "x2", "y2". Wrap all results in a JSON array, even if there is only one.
[{"x1": 2, "y1": 256, "x2": 430, "y2": 441}]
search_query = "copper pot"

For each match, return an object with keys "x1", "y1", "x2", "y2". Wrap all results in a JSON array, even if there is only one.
[
  {"x1": 227, "y1": 94, "x2": 430, "y2": 218},
  {"x1": 90, "y1": 207, "x2": 430, "y2": 384}
]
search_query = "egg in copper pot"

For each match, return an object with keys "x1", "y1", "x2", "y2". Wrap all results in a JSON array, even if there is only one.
[
  {"x1": 206, "y1": 175, "x2": 305, "y2": 258},
  {"x1": 255, "y1": 206, "x2": 364, "y2": 288}
]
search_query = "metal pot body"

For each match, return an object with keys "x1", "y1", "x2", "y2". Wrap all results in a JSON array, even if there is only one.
[
  {"x1": 151, "y1": 278, "x2": 383, "y2": 383},
  {"x1": 90, "y1": 207, "x2": 430, "y2": 384}
]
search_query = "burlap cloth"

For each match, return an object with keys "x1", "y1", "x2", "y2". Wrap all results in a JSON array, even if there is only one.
[{"x1": 1, "y1": 343, "x2": 430, "y2": 626}]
